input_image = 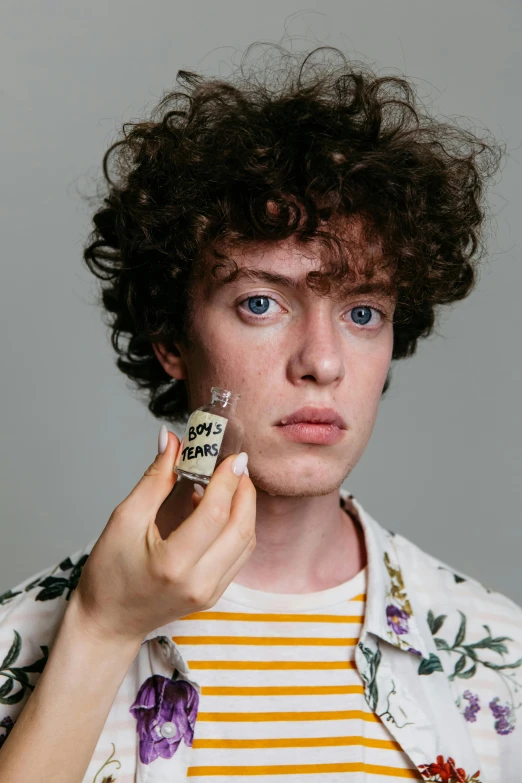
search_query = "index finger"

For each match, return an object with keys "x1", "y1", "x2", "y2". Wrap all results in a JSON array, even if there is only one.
[{"x1": 165, "y1": 452, "x2": 249, "y2": 565}]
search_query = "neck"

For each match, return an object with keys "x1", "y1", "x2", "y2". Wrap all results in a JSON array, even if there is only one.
[{"x1": 156, "y1": 478, "x2": 367, "y2": 594}]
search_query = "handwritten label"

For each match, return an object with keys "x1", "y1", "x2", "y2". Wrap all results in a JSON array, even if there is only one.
[{"x1": 175, "y1": 410, "x2": 228, "y2": 477}]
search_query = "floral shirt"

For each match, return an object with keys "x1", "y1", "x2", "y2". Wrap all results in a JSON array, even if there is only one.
[{"x1": 0, "y1": 488, "x2": 521, "y2": 782}]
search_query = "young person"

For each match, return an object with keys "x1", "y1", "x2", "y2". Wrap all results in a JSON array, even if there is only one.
[{"x1": 0, "y1": 45, "x2": 520, "y2": 783}]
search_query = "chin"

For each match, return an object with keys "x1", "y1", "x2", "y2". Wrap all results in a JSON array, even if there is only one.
[{"x1": 249, "y1": 463, "x2": 351, "y2": 498}]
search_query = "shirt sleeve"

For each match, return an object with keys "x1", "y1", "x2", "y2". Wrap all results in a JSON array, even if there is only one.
[
  {"x1": 0, "y1": 539, "x2": 96, "y2": 749},
  {"x1": 395, "y1": 531, "x2": 522, "y2": 780},
  {"x1": 488, "y1": 590, "x2": 522, "y2": 780}
]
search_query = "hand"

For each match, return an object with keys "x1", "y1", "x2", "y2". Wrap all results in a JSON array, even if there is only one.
[{"x1": 70, "y1": 431, "x2": 255, "y2": 645}]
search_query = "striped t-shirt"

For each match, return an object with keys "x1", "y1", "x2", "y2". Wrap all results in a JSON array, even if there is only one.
[{"x1": 172, "y1": 565, "x2": 422, "y2": 781}]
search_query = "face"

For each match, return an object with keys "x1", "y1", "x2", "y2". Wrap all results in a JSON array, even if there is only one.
[{"x1": 154, "y1": 226, "x2": 396, "y2": 498}]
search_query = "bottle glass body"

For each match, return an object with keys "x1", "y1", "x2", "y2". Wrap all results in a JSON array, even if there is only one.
[{"x1": 174, "y1": 387, "x2": 244, "y2": 484}]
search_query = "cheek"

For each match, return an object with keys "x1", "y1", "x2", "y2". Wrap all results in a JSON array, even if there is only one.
[
  {"x1": 365, "y1": 324, "x2": 393, "y2": 379},
  {"x1": 351, "y1": 344, "x2": 392, "y2": 416},
  {"x1": 195, "y1": 329, "x2": 267, "y2": 390},
  {"x1": 221, "y1": 343, "x2": 270, "y2": 387}
]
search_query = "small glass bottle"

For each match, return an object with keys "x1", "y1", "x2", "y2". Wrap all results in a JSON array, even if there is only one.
[{"x1": 174, "y1": 387, "x2": 244, "y2": 484}]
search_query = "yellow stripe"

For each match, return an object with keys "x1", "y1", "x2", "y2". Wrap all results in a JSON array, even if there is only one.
[
  {"x1": 201, "y1": 685, "x2": 364, "y2": 696},
  {"x1": 188, "y1": 660, "x2": 356, "y2": 670},
  {"x1": 352, "y1": 593, "x2": 366, "y2": 602},
  {"x1": 196, "y1": 709, "x2": 380, "y2": 722},
  {"x1": 173, "y1": 636, "x2": 358, "y2": 646},
  {"x1": 187, "y1": 762, "x2": 420, "y2": 777},
  {"x1": 181, "y1": 611, "x2": 364, "y2": 623},
  {"x1": 193, "y1": 735, "x2": 402, "y2": 750}
]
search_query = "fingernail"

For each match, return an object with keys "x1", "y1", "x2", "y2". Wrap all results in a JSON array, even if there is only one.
[
  {"x1": 193, "y1": 483, "x2": 205, "y2": 497},
  {"x1": 158, "y1": 424, "x2": 168, "y2": 454},
  {"x1": 244, "y1": 466, "x2": 249, "y2": 477},
  {"x1": 232, "y1": 452, "x2": 248, "y2": 476}
]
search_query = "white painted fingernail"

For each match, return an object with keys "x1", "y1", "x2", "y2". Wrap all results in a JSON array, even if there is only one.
[
  {"x1": 158, "y1": 424, "x2": 168, "y2": 454},
  {"x1": 232, "y1": 452, "x2": 248, "y2": 476},
  {"x1": 193, "y1": 483, "x2": 205, "y2": 497},
  {"x1": 244, "y1": 466, "x2": 249, "y2": 477}
]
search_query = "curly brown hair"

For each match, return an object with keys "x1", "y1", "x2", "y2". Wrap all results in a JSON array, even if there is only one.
[{"x1": 83, "y1": 44, "x2": 504, "y2": 426}]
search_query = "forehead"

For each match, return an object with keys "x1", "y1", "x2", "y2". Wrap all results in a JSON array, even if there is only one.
[{"x1": 196, "y1": 217, "x2": 396, "y2": 301}]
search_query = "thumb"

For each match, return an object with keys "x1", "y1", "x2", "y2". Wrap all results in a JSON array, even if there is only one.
[{"x1": 121, "y1": 426, "x2": 181, "y2": 520}]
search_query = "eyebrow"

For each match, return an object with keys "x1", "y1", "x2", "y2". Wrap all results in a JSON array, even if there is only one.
[{"x1": 230, "y1": 268, "x2": 395, "y2": 297}]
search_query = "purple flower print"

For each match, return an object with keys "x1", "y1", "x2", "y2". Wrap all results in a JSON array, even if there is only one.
[
  {"x1": 0, "y1": 716, "x2": 14, "y2": 748},
  {"x1": 489, "y1": 697, "x2": 515, "y2": 736},
  {"x1": 463, "y1": 690, "x2": 480, "y2": 722},
  {"x1": 407, "y1": 647, "x2": 423, "y2": 656},
  {"x1": 386, "y1": 604, "x2": 409, "y2": 635},
  {"x1": 130, "y1": 674, "x2": 199, "y2": 764}
]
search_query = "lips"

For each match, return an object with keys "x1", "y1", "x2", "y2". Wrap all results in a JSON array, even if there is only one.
[
  {"x1": 274, "y1": 405, "x2": 347, "y2": 446},
  {"x1": 276, "y1": 421, "x2": 345, "y2": 446},
  {"x1": 276, "y1": 405, "x2": 347, "y2": 429}
]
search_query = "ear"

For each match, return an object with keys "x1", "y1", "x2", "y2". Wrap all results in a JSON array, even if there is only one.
[{"x1": 152, "y1": 341, "x2": 188, "y2": 381}]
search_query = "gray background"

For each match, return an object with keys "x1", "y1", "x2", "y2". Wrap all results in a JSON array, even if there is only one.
[{"x1": 1, "y1": 1, "x2": 521, "y2": 603}]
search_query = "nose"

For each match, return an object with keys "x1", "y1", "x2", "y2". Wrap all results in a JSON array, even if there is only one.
[{"x1": 286, "y1": 305, "x2": 345, "y2": 387}]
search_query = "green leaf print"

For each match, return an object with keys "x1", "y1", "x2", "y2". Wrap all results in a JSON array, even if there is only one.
[
  {"x1": 358, "y1": 641, "x2": 382, "y2": 713},
  {"x1": 427, "y1": 610, "x2": 447, "y2": 636},
  {"x1": 0, "y1": 589, "x2": 22, "y2": 606},
  {"x1": 483, "y1": 658, "x2": 522, "y2": 672},
  {"x1": 26, "y1": 554, "x2": 90, "y2": 602},
  {"x1": 0, "y1": 631, "x2": 49, "y2": 705},
  {"x1": 1, "y1": 631, "x2": 22, "y2": 670},
  {"x1": 458, "y1": 664, "x2": 477, "y2": 679},
  {"x1": 454, "y1": 612, "x2": 466, "y2": 648},
  {"x1": 418, "y1": 653, "x2": 444, "y2": 675},
  {"x1": 425, "y1": 609, "x2": 522, "y2": 726}
]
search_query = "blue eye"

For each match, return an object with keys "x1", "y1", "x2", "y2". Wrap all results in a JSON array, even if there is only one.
[
  {"x1": 246, "y1": 296, "x2": 271, "y2": 315},
  {"x1": 351, "y1": 306, "x2": 374, "y2": 326},
  {"x1": 240, "y1": 296, "x2": 383, "y2": 328}
]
